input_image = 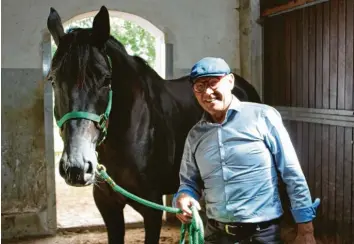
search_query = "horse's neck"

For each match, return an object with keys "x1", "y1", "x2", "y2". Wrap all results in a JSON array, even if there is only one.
[
  {"x1": 110, "y1": 71, "x2": 151, "y2": 125},
  {"x1": 108, "y1": 52, "x2": 200, "y2": 131}
]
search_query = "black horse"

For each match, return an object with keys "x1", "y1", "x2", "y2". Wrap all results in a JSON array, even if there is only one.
[{"x1": 47, "y1": 6, "x2": 261, "y2": 244}]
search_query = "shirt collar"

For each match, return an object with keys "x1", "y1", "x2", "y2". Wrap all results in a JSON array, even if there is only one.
[{"x1": 200, "y1": 95, "x2": 241, "y2": 123}]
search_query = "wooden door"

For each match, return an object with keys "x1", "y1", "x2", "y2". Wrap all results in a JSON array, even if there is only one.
[{"x1": 263, "y1": 0, "x2": 353, "y2": 243}]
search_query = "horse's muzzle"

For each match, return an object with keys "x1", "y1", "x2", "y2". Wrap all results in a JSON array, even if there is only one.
[{"x1": 59, "y1": 159, "x2": 95, "y2": 186}]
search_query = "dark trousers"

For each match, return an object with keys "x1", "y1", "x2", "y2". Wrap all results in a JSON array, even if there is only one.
[{"x1": 204, "y1": 218, "x2": 283, "y2": 244}]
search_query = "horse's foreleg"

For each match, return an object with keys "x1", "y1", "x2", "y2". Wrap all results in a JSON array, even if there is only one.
[
  {"x1": 93, "y1": 184, "x2": 126, "y2": 244},
  {"x1": 143, "y1": 206, "x2": 163, "y2": 244},
  {"x1": 130, "y1": 195, "x2": 163, "y2": 244}
]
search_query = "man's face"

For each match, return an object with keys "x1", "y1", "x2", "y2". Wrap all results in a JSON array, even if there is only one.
[{"x1": 192, "y1": 74, "x2": 234, "y2": 115}]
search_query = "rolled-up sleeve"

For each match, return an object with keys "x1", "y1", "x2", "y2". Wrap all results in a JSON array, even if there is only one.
[
  {"x1": 172, "y1": 136, "x2": 202, "y2": 207},
  {"x1": 263, "y1": 107, "x2": 320, "y2": 223}
]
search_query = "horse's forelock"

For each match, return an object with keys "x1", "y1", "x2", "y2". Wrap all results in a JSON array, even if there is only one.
[{"x1": 53, "y1": 28, "x2": 108, "y2": 89}]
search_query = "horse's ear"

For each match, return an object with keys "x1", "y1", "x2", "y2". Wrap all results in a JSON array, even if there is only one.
[
  {"x1": 47, "y1": 7, "x2": 65, "y2": 46},
  {"x1": 92, "y1": 6, "x2": 110, "y2": 47}
]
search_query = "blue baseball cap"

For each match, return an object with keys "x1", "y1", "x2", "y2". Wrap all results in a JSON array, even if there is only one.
[{"x1": 190, "y1": 57, "x2": 231, "y2": 83}]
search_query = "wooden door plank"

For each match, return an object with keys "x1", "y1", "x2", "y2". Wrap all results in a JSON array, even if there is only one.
[
  {"x1": 297, "y1": 122, "x2": 305, "y2": 178},
  {"x1": 291, "y1": 12, "x2": 298, "y2": 107},
  {"x1": 321, "y1": 124, "x2": 330, "y2": 237},
  {"x1": 322, "y1": 1, "x2": 330, "y2": 109},
  {"x1": 329, "y1": 0, "x2": 338, "y2": 109},
  {"x1": 337, "y1": 0, "x2": 346, "y2": 110},
  {"x1": 302, "y1": 122, "x2": 310, "y2": 179},
  {"x1": 335, "y1": 126, "x2": 344, "y2": 243},
  {"x1": 263, "y1": 20, "x2": 271, "y2": 104},
  {"x1": 328, "y1": 126, "x2": 336, "y2": 227},
  {"x1": 278, "y1": 19, "x2": 286, "y2": 106},
  {"x1": 309, "y1": 123, "x2": 316, "y2": 193},
  {"x1": 308, "y1": 6, "x2": 316, "y2": 108},
  {"x1": 343, "y1": 127, "x2": 353, "y2": 243},
  {"x1": 345, "y1": 0, "x2": 353, "y2": 110},
  {"x1": 302, "y1": 7, "x2": 309, "y2": 108},
  {"x1": 272, "y1": 17, "x2": 281, "y2": 106},
  {"x1": 297, "y1": 11, "x2": 304, "y2": 107},
  {"x1": 316, "y1": 4, "x2": 323, "y2": 109},
  {"x1": 285, "y1": 17, "x2": 292, "y2": 106},
  {"x1": 315, "y1": 124, "x2": 322, "y2": 208}
]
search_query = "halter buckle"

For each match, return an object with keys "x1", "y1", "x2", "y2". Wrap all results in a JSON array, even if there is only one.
[
  {"x1": 97, "y1": 164, "x2": 106, "y2": 172},
  {"x1": 98, "y1": 114, "x2": 108, "y2": 130}
]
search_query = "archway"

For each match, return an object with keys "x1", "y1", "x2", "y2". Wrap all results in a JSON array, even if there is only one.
[{"x1": 50, "y1": 10, "x2": 166, "y2": 229}]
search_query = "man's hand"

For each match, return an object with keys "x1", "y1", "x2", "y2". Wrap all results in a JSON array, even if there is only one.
[
  {"x1": 175, "y1": 193, "x2": 201, "y2": 224},
  {"x1": 293, "y1": 222, "x2": 316, "y2": 244}
]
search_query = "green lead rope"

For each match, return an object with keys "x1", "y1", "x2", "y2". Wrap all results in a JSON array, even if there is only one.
[{"x1": 97, "y1": 164, "x2": 204, "y2": 244}]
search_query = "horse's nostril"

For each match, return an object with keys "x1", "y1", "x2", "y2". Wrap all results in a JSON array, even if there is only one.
[
  {"x1": 66, "y1": 167, "x2": 82, "y2": 182},
  {"x1": 84, "y1": 161, "x2": 93, "y2": 174}
]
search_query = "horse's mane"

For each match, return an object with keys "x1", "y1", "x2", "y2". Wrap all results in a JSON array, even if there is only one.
[
  {"x1": 106, "y1": 36, "x2": 191, "y2": 83},
  {"x1": 106, "y1": 34, "x2": 195, "y2": 117},
  {"x1": 106, "y1": 36, "x2": 164, "y2": 82},
  {"x1": 105, "y1": 35, "x2": 178, "y2": 104},
  {"x1": 105, "y1": 35, "x2": 162, "y2": 99}
]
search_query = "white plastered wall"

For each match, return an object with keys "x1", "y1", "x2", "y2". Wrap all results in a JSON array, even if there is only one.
[{"x1": 2, "y1": 0, "x2": 242, "y2": 76}]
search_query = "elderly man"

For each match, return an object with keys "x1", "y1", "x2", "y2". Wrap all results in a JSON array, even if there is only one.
[{"x1": 173, "y1": 57, "x2": 320, "y2": 243}]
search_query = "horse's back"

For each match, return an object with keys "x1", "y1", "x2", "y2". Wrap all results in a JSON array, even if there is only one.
[{"x1": 232, "y1": 73, "x2": 262, "y2": 103}]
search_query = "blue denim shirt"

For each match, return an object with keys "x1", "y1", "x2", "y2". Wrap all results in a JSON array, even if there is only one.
[{"x1": 173, "y1": 96, "x2": 320, "y2": 223}]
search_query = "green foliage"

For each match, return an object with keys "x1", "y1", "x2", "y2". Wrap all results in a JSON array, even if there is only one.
[
  {"x1": 110, "y1": 19, "x2": 156, "y2": 68},
  {"x1": 51, "y1": 17, "x2": 156, "y2": 68}
]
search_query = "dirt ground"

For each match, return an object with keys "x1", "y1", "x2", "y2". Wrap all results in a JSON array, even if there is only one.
[
  {"x1": 3, "y1": 223, "x2": 329, "y2": 244},
  {"x1": 2, "y1": 225, "x2": 183, "y2": 244}
]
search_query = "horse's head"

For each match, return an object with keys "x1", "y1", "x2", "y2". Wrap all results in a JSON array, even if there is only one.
[{"x1": 47, "y1": 6, "x2": 112, "y2": 186}]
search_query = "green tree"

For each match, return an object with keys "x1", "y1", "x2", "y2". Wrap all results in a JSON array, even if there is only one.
[{"x1": 51, "y1": 17, "x2": 156, "y2": 68}]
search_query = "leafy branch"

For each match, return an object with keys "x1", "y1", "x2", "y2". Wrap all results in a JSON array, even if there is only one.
[{"x1": 51, "y1": 17, "x2": 156, "y2": 68}]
